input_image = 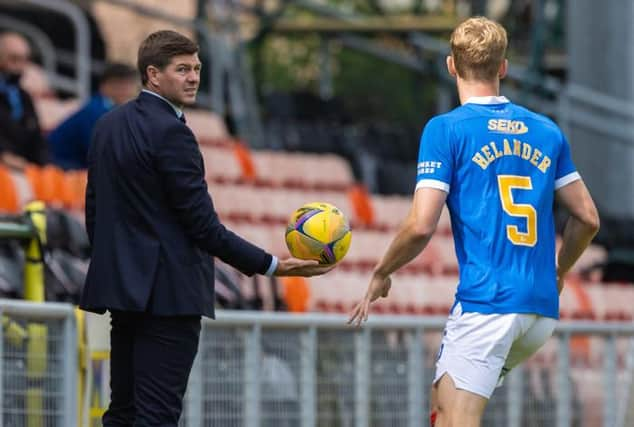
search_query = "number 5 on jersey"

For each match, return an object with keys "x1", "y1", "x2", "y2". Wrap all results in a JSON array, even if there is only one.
[{"x1": 497, "y1": 175, "x2": 537, "y2": 247}]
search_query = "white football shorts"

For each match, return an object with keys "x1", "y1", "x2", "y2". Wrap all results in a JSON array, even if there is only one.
[{"x1": 433, "y1": 302, "x2": 557, "y2": 399}]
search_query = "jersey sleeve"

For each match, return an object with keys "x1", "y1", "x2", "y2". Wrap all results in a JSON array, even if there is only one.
[
  {"x1": 415, "y1": 117, "x2": 453, "y2": 193},
  {"x1": 554, "y1": 132, "x2": 581, "y2": 190}
]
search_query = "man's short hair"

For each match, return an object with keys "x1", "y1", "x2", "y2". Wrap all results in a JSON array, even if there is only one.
[
  {"x1": 450, "y1": 17, "x2": 507, "y2": 82},
  {"x1": 99, "y1": 62, "x2": 137, "y2": 85},
  {"x1": 137, "y1": 30, "x2": 199, "y2": 85}
]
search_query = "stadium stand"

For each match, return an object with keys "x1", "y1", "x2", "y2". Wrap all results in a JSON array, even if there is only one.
[
  {"x1": 0, "y1": 13, "x2": 624, "y2": 323},
  {"x1": 0, "y1": 123, "x2": 625, "y2": 323}
]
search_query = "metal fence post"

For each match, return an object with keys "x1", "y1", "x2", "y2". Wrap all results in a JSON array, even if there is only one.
[
  {"x1": 506, "y1": 366, "x2": 523, "y2": 427},
  {"x1": 300, "y1": 327, "x2": 317, "y2": 427},
  {"x1": 407, "y1": 328, "x2": 424, "y2": 427},
  {"x1": 556, "y1": 332, "x2": 571, "y2": 427},
  {"x1": 244, "y1": 324, "x2": 261, "y2": 427},
  {"x1": 62, "y1": 310, "x2": 77, "y2": 427},
  {"x1": 604, "y1": 334, "x2": 617, "y2": 427},
  {"x1": 185, "y1": 327, "x2": 204, "y2": 427},
  {"x1": 354, "y1": 328, "x2": 370, "y2": 427}
]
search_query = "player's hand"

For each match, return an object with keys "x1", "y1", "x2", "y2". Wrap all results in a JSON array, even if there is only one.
[
  {"x1": 348, "y1": 274, "x2": 391, "y2": 327},
  {"x1": 274, "y1": 257, "x2": 335, "y2": 277}
]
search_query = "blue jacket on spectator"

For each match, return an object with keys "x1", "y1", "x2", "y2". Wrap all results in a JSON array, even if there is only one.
[{"x1": 48, "y1": 94, "x2": 113, "y2": 170}]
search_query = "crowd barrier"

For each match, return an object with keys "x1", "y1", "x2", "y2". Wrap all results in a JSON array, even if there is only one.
[{"x1": 1, "y1": 300, "x2": 633, "y2": 427}]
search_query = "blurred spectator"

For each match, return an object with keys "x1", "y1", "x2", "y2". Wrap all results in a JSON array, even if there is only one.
[
  {"x1": 48, "y1": 63, "x2": 138, "y2": 170},
  {"x1": 0, "y1": 31, "x2": 48, "y2": 168}
]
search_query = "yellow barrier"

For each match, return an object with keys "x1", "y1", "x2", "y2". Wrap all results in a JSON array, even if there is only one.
[{"x1": 23, "y1": 201, "x2": 47, "y2": 427}]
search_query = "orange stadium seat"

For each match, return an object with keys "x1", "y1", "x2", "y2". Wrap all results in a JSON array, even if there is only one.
[
  {"x1": 0, "y1": 165, "x2": 20, "y2": 213},
  {"x1": 39, "y1": 166, "x2": 66, "y2": 206},
  {"x1": 233, "y1": 142, "x2": 256, "y2": 182},
  {"x1": 347, "y1": 184, "x2": 374, "y2": 227},
  {"x1": 280, "y1": 277, "x2": 310, "y2": 313},
  {"x1": 61, "y1": 170, "x2": 88, "y2": 210}
]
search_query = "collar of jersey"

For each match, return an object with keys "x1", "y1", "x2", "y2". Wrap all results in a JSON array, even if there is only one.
[{"x1": 463, "y1": 96, "x2": 509, "y2": 105}]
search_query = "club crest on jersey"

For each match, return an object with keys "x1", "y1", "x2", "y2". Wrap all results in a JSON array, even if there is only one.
[{"x1": 488, "y1": 119, "x2": 529, "y2": 135}]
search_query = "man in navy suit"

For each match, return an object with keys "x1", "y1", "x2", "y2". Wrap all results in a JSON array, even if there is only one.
[{"x1": 80, "y1": 30, "x2": 333, "y2": 426}]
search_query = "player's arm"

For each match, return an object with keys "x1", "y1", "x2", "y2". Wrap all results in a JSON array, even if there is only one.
[
  {"x1": 348, "y1": 187, "x2": 447, "y2": 325},
  {"x1": 374, "y1": 187, "x2": 447, "y2": 278},
  {"x1": 555, "y1": 180, "x2": 600, "y2": 292}
]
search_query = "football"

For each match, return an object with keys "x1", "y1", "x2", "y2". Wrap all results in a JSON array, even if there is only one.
[{"x1": 285, "y1": 202, "x2": 352, "y2": 264}]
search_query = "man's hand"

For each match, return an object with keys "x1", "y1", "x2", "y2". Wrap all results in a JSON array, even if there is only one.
[
  {"x1": 347, "y1": 274, "x2": 391, "y2": 327},
  {"x1": 274, "y1": 257, "x2": 335, "y2": 277}
]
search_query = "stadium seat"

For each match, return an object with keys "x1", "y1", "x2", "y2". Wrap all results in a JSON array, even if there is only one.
[
  {"x1": 371, "y1": 194, "x2": 452, "y2": 235},
  {"x1": 571, "y1": 244, "x2": 608, "y2": 273},
  {"x1": 431, "y1": 236, "x2": 458, "y2": 275},
  {"x1": 183, "y1": 109, "x2": 229, "y2": 142},
  {"x1": 308, "y1": 270, "x2": 366, "y2": 313},
  {"x1": 280, "y1": 277, "x2": 310, "y2": 312},
  {"x1": 209, "y1": 182, "x2": 355, "y2": 227},
  {"x1": 0, "y1": 165, "x2": 20, "y2": 214},
  {"x1": 347, "y1": 184, "x2": 374, "y2": 227},
  {"x1": 200, "y1": 145, "x2": 243, "y2": 183},
  {"x1": 9, "y1": 169, "x2": 34, "y2": 209},
  {"x1": 251, "y1": 150, "x2": 354, "y2": 190}
]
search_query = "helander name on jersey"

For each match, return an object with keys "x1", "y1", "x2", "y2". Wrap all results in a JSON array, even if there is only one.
[{"x1": 471, "y1": 138, "x2": 552, "y2": 173}]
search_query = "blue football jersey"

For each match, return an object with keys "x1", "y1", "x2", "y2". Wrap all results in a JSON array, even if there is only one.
[{"x1": 416, "y1": 96, "x2": 580, "y2": 319}]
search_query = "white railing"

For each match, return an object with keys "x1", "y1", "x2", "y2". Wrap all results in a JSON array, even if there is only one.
[
  {"x1": 0, "y1": 299, "x2": 77, "y2": 427},
  {"x1": 0, "y1": 300, "x2": 632, "y2": 427},
  {"x1": 179, "y1": 311, "x2": 634, "y2": 427}
]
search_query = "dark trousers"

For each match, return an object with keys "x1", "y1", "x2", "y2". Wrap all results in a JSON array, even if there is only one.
[{"x1": 103, "y1": 311, "x2": 201, "y2": 427}]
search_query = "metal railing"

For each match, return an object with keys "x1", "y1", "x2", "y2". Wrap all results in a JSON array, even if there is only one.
[
  {"x1": 0, "y1": 0, "x2": 92, "y2": 100},
  {"x1": 0, "y1": 299, "x2": 77, "y2": 427},
  {"x1": 0, "y1": 302, "x2": 630, "y2": 426},
  {"x1": 173, "y1": 311, "x2": 634, "y2": 427}
]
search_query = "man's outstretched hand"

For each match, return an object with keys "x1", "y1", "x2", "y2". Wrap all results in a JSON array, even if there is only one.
[
  {"x1": 274, "y1": 257, "x2": 335, "y2": 277},
  {"x1": 348, "y1": 274, "x2": 391, "y2": 327}
]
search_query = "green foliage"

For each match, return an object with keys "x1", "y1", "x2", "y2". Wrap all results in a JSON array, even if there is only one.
[
  {"x1": 332, "y1": 46, "x2": 436, "y2": 124},
  {"x1": 253, "y1": 35, "x2": 437, "y2": 126},
  {"x1": 256, "y1": 35, "x2": 323, "y2": 93}
]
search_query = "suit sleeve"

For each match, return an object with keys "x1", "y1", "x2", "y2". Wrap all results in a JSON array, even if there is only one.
[{"x1": 155, "y1": 124, "x2": 272, "y2": 276}]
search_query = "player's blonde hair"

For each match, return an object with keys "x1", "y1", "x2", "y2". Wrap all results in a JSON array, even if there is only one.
[{"x1": 450, "y1": 16, "x2": 507, "y2": 81}]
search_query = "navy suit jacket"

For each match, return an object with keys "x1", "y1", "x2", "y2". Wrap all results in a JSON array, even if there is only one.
[{"x1": 80, "y1": 91, "x2": 272, "y2": 318}]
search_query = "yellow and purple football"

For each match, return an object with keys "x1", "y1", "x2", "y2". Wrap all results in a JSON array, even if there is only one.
[{"x1": 285, "y1": 202, "x2": 352, "y2": 264}]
